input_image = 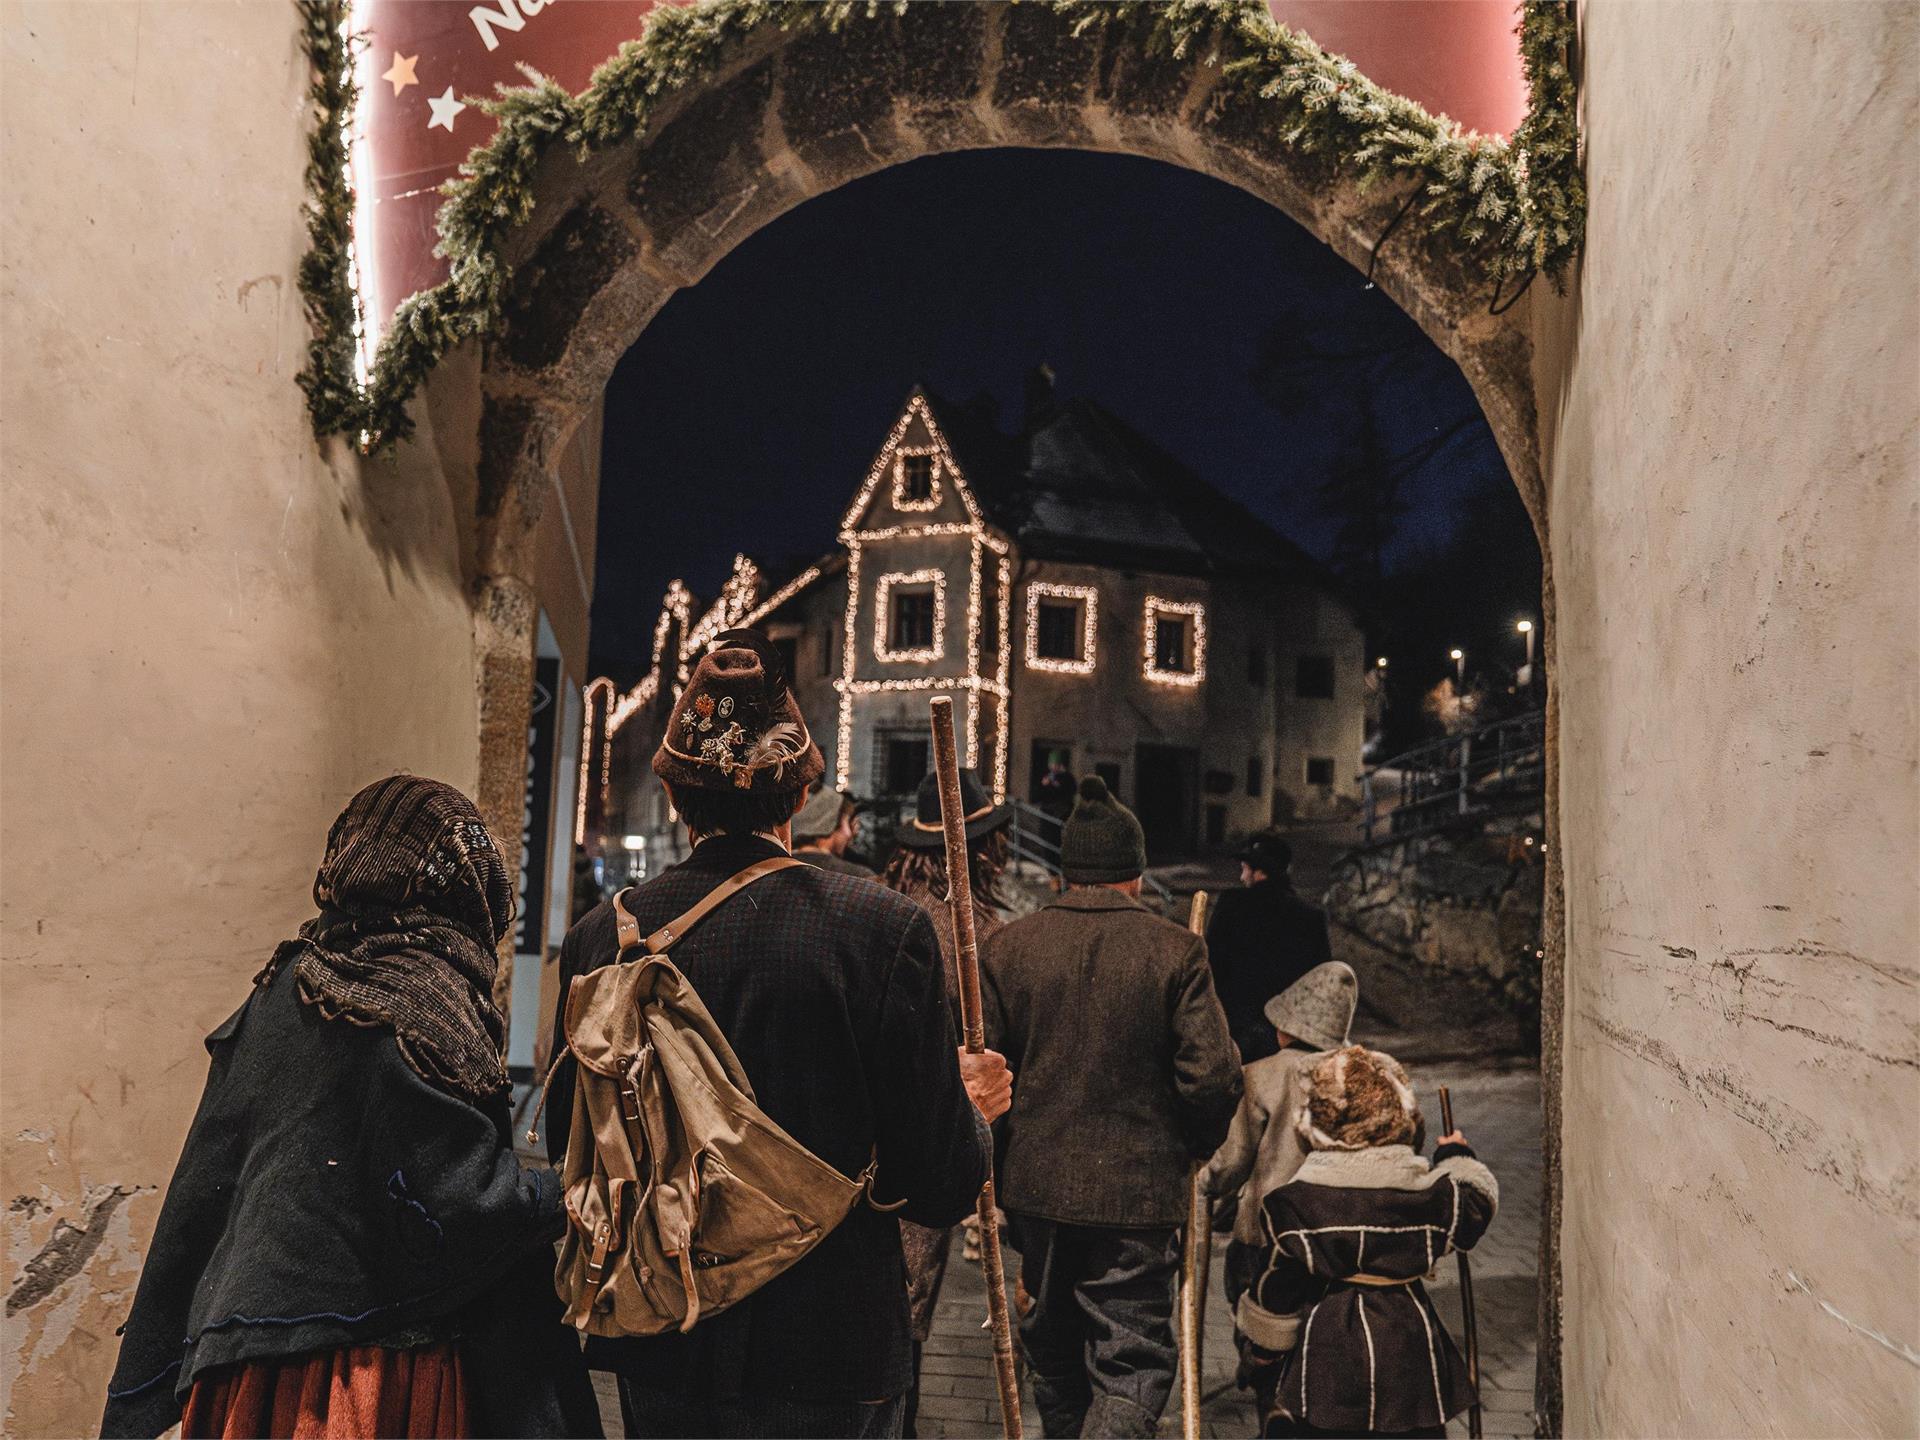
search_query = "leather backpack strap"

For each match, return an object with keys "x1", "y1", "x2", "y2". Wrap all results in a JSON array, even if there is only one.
[
  {"x1": 640, "y1": 856, "x2": 805, "y2": 955},
  {"x1": 612, "y1": 887, "x2": 643, "y2": 953}
]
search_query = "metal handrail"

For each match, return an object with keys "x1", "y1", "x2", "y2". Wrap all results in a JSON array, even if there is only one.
[
  {"x1": 1007, "y1": 797, "x2": 1175, "y2": 914},
  {"x1": 1359, "y1": 710, "x2": 1546, "y2": 846}
]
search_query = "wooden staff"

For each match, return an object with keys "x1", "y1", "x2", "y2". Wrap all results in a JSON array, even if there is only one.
[
  {"x1": 928, "y1": 697, "x2": 1023, "y2": 1439},
  {"x1": 1178, "y1": 890, "x2": 1212, "y2": 1440},
  {"x1": 1438, "y1": 1085, "x2": 1483, "y2": 1440}
]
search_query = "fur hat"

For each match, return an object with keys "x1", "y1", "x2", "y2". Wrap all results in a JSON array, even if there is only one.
[
  {"x1": 1263, "y1": 961, "x2": 1358, "y2": 1052},
  {"x1": 1060, "y1": 775, "x2": 1146, "y2": 883},
  {"x1": 1297, "y1": 1045, "x2": 1425, "y2": 1152},
  {"x1": 652, "y1": 628, "x2": 824, "y2": 795}
]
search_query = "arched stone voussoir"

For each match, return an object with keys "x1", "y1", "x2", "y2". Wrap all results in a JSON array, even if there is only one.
[
  {"x1": 495, "y1": 198, "x2": 680, "y2": 408},
  {"x1": 474, "y1": 0, "x2": 1543, "y2": 535},
  {"x1": 472, "y1": 387, "x2": 582, "y2": 578}
]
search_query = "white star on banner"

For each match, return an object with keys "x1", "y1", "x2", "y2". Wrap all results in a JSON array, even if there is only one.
[{"x1": 427, "y1": 87, "x2": 465, "y2": 133}]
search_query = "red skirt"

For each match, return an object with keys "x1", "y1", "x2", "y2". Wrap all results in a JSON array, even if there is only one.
[{"x1": 181, "y1": 1342, "x2": 468, "y2": 1439}]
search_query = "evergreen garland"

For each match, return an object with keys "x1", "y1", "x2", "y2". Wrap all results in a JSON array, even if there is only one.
[{"x1": 297, "y1": 0, "x2": 1583, "y2": 452}]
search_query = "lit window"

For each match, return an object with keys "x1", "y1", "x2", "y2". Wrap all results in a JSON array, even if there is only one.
[
  {"x1": 1143, "y1": 597, "x2": 1206, "y2": 687},
  {"x1": 893, "y1": 590, "x2": 935, "y2": 650},
  {"x1": 1025, "y1": 582, "x2": 1098, "y2": 674},
  {"x1": 875, "y1": 569, "x2": 946, "y2": 663},
  {"x1": 1296, "y1": 655, "x2": 1335, "y2": 699},
  {"x1": 892, "y1": 447, "x2": 941, "y2": 510}
]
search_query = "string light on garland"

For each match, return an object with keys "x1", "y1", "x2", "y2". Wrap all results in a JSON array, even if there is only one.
[
  {"x1": 1024, "y1": 581, "x2": 1099, "y2": 675},
  {"x1": 1142, "y1": 596, "x2": 1207, "y2": 688},
  {"x1": 296, "y1": 2, "x2": 1583, "y2": 452}
]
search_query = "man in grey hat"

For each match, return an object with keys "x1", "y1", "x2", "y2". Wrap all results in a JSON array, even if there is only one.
[
  {"x1": 790, "y1": 783, "x2": 876, "y2": 878},
  {"x1": 1200, "y1": 960, "x2": 1359, "y2": 1416},
  {"x1": 983, "y1": 776, "x2": 1242, "y2": 1438}
]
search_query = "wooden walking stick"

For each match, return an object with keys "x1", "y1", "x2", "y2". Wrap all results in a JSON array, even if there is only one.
[
  {"x1": 1178, "y1": 890, "x2": 1212, "y2": 1440},
  {"x1": 1438, "y1": 1085, "x2": 1484, "y2": 1440},
  {"x1": 928, "y1": 697, "x2": 1024, "y2": 1439}
]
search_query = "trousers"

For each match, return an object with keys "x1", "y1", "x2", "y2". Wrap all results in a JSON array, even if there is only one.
[{"x1": 1005, "y1": 1213, "x2": 1180, "y2": 1439}]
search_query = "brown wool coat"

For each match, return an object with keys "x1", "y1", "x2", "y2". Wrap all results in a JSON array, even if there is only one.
[{"x1": 982, "y1": 887, "x2": 1243, "y2": 1227}]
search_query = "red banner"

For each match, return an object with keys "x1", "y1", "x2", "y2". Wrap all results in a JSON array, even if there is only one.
[{"x1": 351, "y1": 0, "x2": 1525, "y2": 339}]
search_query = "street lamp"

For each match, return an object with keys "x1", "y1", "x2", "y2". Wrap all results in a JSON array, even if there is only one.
[
  {"x1": 1516, "y1": 619, "x2": 1536, "y2": 690},
  {"x1": 1375, "y1": 656, "x2": 1388, "y2": 670},
  {"x1": 1449, "y1": 647, "x2": 1465, "y2": 686}
]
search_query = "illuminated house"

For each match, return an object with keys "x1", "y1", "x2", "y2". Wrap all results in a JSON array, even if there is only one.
[{"x1": 593, "y1": 376, "x2": 1364, "y2": 859}]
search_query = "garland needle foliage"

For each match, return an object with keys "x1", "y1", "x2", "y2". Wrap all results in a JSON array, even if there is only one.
[{"x1": 297, "y1": 0, "x2": 1583, "y2": 453}]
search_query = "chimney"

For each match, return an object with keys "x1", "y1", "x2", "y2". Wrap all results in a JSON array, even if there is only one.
[{"x1": 1023, "y1": 363, "x2": 1057, "y2": 428}]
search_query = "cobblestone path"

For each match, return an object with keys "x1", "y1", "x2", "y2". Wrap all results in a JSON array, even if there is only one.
[{"x1": 589, "y1": 1057, "x2": 1541, "y2": 1439}]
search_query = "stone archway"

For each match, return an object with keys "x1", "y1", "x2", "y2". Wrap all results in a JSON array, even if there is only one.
[{"x1": 448, "y1": 1, "x2": 1562, "y2": 1423}]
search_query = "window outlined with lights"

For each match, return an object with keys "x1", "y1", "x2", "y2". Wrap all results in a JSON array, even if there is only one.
[
  {"x1": 891, "y1": 446, "x2": 942, "y2": 511},
  {"x1": 1142, "y1": 596, "x2": 1207, "y2": 688},
  {"x1": 1025, "y1": 582, "x2": 1098, "y2": 674},
  {"x1": 874, "y1": 569, "x2": 946, "y2": 664}
]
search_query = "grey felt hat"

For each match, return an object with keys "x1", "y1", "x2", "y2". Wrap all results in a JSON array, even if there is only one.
[
  {"x1": 1263, "y1": 961, "x2": 1359, "y2": 1052},
  {"x1": 792, "y1": 784, "x2": 849, "y2": 841}
]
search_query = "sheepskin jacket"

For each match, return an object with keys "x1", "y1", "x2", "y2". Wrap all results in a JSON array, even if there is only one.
[
  {"x1": 1201, "y1": 1045, "x2": 1323, "y2": 1245},
  {"x1": 1242, "y1": 1142, "x2": 1498, "y2": 1435}
]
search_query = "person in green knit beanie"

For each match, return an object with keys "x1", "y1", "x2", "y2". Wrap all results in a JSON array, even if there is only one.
[
  {"x1": 1058, "y1": 775, "x2": 1147, "y2": 884},
  {"x1": 981, "y1": 773, "x2": 1241, "y2": 1437}
]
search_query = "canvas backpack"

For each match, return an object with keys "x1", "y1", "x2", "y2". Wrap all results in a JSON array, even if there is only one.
[{"x1": 549, "y1": 856, "x2": 896, "y2": 1336}]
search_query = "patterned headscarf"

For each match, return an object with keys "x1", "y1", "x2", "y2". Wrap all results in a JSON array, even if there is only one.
[{"x1": 264, "y1": 775, "x2": 514, "y2": 1102}]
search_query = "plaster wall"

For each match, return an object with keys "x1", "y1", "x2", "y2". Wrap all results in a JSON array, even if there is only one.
[
  {"x1": 0, "y1": 6, "x2": 484, "y2": 1432},
  {"x1": 1546, "y1": 3, "x2": 1919, "y2": 1433}
]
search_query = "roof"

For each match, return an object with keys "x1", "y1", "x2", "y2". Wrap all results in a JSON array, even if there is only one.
[{"x1": 922, "y1": 387, "x2": 1342, "y2": 594}]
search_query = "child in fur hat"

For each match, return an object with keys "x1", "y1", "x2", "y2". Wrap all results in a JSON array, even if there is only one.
[{"x1": 1238, "y1": 1046, "x2": 1498, "y2": 1439}]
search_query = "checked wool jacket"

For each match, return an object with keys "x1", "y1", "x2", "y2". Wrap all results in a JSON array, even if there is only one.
[{"x1": 543, "y1": 833, "x2": 989, "y2": 1404}]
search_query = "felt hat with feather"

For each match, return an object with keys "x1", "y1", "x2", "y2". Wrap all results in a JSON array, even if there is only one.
[{"x1": 653, "y1": 628, "x2": 824, "y2": 794}]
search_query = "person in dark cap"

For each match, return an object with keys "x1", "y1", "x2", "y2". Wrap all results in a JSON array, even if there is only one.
[
  {"x1": 982, "y1": 776, "x2": 1242, "y2": 1438},
  {"x1": 881, "y1": 768, "x2": 1013, "y2": 1435},
  {"x1": 543, "y1": 629, "x2": 1010, "y2": 1439},
  {"x1": 1206, "y1": 829, "x2": 1334, "y2": 1065},
  {"x1": 792, "y1": 784, "x2": 877, "y2": 878}
]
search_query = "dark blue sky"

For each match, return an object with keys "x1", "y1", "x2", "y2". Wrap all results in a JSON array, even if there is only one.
[{"x1": 594, "y1": 148, "x2": 1525, "y2": 681}]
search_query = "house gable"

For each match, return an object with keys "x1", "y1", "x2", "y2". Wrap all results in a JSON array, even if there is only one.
[{"x1": 839, "y1": 391, "x2": 983, "y2": 537}]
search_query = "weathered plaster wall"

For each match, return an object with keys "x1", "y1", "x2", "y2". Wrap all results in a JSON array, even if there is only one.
[
  {"x1": 0, "y1": 6, "x2": 483, "y2": 1432},
  {"x1": 1546, "y1": 3, "x2": 1919, "y2": 1433}
]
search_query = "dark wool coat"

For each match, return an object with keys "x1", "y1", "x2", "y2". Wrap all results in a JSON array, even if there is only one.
[
  {"x1": 101, "y1": 963, "x2": 594, "y2": 1439},
  {"x1": 1206, "y1": 881, "x2": 1333, "y2": 1064},
  {"x1": 982, "y1": 887, "x2": 1242, "y2": 1227},
  {"x1": 543, "y1": 833, "x2": 989, "y2": 1403},
  {"x1": 1245, "y1": 1142, "x2": 1497, "y2": 1434}
]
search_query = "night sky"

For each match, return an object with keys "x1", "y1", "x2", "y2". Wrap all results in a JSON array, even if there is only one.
[{"x1": 593, "y1": 148, "x2": 1531, "y2": 685}]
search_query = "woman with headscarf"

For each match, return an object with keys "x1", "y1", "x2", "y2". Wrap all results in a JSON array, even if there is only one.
[
  {"x1": 102, "y1": 775, "x2": 598, "y2": 1440},
  {"x1": 881, "y1": 767, "x2": 1013, "y2": 1437}
]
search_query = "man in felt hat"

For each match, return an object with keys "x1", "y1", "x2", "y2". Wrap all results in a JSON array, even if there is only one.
[
  {"x1": 982, "y1": 776, "x2": 1242, "y2": 1438},
  {"x1": 543, "y1": 628, "x2": 1012, "y2": 1439},
  {"x1": 792, "y1": 784, "x2": 876, "y2": 878},
  {"x1": 1205, "y1": 829, "x2": 1334, "y2": 1064},
  {"x1": 1201, "y1": 961, "x2": 1359, "y2": 1416}
]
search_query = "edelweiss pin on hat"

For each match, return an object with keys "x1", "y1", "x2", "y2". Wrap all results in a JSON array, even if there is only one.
[{"x1": 653, "y1": 628, "x2": 824, "y2": 794}]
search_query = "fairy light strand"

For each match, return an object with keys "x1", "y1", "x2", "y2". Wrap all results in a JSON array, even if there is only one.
[
  {"x1": 1025, "y1": 581, "x2": 1099, "y2": 675},
  {"x1": 1142, "y1": 595, "x2": 1208, "y2": 688}
]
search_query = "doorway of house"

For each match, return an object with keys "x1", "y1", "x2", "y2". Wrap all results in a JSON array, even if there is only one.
[{"x1": 1133, "y1": 743, "x2": 1198, "y2": 860}]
